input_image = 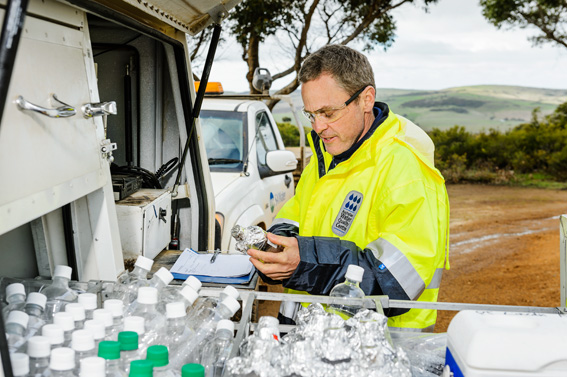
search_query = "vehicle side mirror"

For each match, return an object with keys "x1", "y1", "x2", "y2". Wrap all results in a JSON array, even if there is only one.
[{"x1": 265, "y1": 150, "x2": 298, "y2": 173}]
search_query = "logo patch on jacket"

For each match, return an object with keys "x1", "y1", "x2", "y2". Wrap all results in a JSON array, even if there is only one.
[{"x1": 332, "y1": 191, "x2": 363, "y2": 237}]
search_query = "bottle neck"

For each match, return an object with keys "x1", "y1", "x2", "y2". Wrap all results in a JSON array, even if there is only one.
[
  {"x1": 5, "y1": 323, "x2": 25, "y2": 335},
  {"x1": 52, "y1": 276, "x2": 70, "y2": 288},
  {"x1": 7, "y1": 294, "x2": 26, "y2": 305},
  {"x1": 148, "y1": 278, "x2": 166, "y2": 290},
  {"x1": 167, "y1": 316, "x2": 186, "y2": 331},
  {"x1": 25, "y1": 304, "x2": 44, "y2": 317},
  {"x1": 131, "y1": 266, "x2": 149, "y2": 279},
  {"x1": 344, "y1": 278, "x2": 361, "y2": 287},
  {"x1": 214, "y1": 304, "x2": 233, "y2": 319},
  {"x1": 216, "y1": 329, "x2": 233, "y2": 340}
]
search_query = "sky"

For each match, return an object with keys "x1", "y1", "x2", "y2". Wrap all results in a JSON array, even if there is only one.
[{"x1": 205, "y1": 0, "x2": 567, "y2": 92}]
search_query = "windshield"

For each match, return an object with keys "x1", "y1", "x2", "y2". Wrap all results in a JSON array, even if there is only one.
[{"x1": 200, "y1": 110, "x2": 247, "y2": 171}]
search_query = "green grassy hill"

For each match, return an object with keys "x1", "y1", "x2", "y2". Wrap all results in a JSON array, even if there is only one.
[{"x1": 272, "y1": 85, "x2": 567, "y2": 133}]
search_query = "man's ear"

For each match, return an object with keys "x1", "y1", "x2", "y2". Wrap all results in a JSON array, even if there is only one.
[{"x1": 362, "y1": 86, "x2": 376, "y2": 112}]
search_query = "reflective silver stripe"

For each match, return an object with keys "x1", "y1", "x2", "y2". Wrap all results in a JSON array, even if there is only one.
[
  {"x1": 271, "y1": 218, "x2": 299, "y2": 228},
  {"x1": 279, "y1": 300, "x2": 300, "y2": 321},
  {"x1": 426, "y1": 268, "x2": 443, "y2": 290},
  {"x1": 367, "y1": 238, "x2": 425, "y2": 300},
  {"x1": 389, "y1": 324, "x2": 435, "y2": 333}
]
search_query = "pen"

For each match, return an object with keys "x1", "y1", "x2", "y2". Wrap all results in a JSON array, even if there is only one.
[{"x1": 210, "y1": 249, "x2": 221, "y2": 264}]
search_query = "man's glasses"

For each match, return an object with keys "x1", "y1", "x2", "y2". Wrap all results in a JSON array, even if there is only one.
[{"x1": 302, "y1": 86, "x2": 368, "y2": 124}]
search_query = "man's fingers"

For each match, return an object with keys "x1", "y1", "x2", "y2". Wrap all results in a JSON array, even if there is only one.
[
  {"x1": 247, "y1": 248, "x2": 281, "y2": 263},
  {"x1": 267, "y1": 233, "x2": 296, "y2": 248}
]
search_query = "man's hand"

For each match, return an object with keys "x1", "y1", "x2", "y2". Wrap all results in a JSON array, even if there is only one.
[{"x1": 248, "y1": 233, "x2": 300, "y2": 281}]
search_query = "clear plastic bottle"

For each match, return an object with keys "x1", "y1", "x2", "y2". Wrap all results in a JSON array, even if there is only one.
[
  {"x1": 5, "y1": 310, "x2": 29, "y2": 352},
  {"x1": 53, "y1": 312, "x2": 75, "y2": 347},
  {"x1": 103, "y1": 300, "x2": 124, "y2": 340},
  {"x1": 80, "y1": 356, "x2": 106, "y2": 377},
  {"x1": 170, "y1": 297, "x2": 240, "y2": 369},
  {"x1": 147, "y1": 268, "x2": 174, "y2": 297},
  {"x1": 180, "y1": 364, "x2": 204, "y2": 377},
  {"x1": 84, "y1": 319, "x2": 106, "y2": 349},
  {"x1": 66, "y1": 303, "x2": 86, "y2": 330},
  {"x1": 127, "y1": 287, "x2": 166, "y2": 338},
  {"x1": 161, "y1": 302, "x2": 194, "y2": 354},
  {"x1": 161, "y1": 276, "x2": 201, "y2": 308},
  {"x1": 93, "y1": 309, "x2": 114, "y2": 340},
  {"x1": 45, "y1": 347, "x2": 76, "y2": 377},
  {"x1": 24, "y1": 292, "x2": 47, "y2": 339},
  {"x1": 118, "y1": 331, "x2": 140, "y2": 374},
  {"x1": 199, "y1": 320, "x2": 234, "y2": 377},
  {"x1": 146, "y1": 345, "x2": 179, "y2": 377},
  {"x1": 98, "y1": 341, "x2": 127, "y2": 377},
  {"x1": 27, "y1": 336, "x2": 51, "y2": 377},
  {"x1": 187, "y1": 286, "x2": 238, "y2": 330},
  {"x1": 159, "y1": 285, "x2": 199, "y2": 315},
  {"x1": 238, "y1": 316, "x2": 280, "y2": 357},
  {"x1": 71, "y1": 329, "x2": 96, "y2": 373},
  {"x1": 40, "y1": 265, "x2": 79, "y2": 321},
  {"x1": 78, "y1": 293, "x2": 98, "y2": 320},
  {"x1": 328, "y1": 264, "x2": 366, "y2": 317},
  {"x1": 42, "y1": 324, "x2": 64, "y2": 349},
  {"x1": 129, "y1": 360, "x2": 153, "y2": 377},
  {"x1": 10, "y1": 352, "x2": 29, "y2": 377},
  {"x1": 2, "y1": 283, "x2": 26, "y2": 318}
]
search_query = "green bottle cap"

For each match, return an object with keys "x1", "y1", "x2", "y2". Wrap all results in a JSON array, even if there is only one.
[
  {"x1": 181, "y1": 363, "x2": 205, "y2": 377},
  {"x1": 98, "y1": 341, "x2": 121, "y2": 360},
  {"x1": 146, "y1": 345, "x2": 168, "y2": 367},
  {"x1": 118, "y1": 331, "x2": 139, "y2": 351},
  {"x1": 129, "y1": 360, "x2": 153, "y2": 377}
]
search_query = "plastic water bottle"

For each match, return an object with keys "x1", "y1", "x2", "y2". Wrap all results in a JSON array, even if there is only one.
[
  {"x1": 84, "y1": 319, "x2": 106, "y2": 348},
  {"x1": 2, "y1": 283, "x2": 26, "y2": 318},
  {"x1": 40, "y1": 265, "x2": 78, "y2": 321},
  {"x1": 53, "y1": 312, "x2": 75, "y2": 346},
  {"x1": 148, "y1": 268, "x2": 174, "y2": 295},
  {"x1": 187, "y1": 287, "x2": 238, "y2": 329},
  {"x1": 46, "y1": 347, "x2": 76, "y2": 377},
  {"x1": 115, "y1": 256, "x2": 154, "y2": 304},
  {"x1": 78, "y1": 293, "x2": 98, "y2": 320},
  {"x1": 160, "y1": 285, "x2": 199, "y2": 315},
  {"x1": 129, "y1": 360, "x2": 153, "y2": 377},
  {"x1": 239, "y1": 316, "x2": 279, "y2": 357},
  {"x1": 181, "y1": 364, "x2": 205, "y2": 377},
  {"x1": 329, "y1": 264, "x2": 366, "y2": 317},
  {"x1": 98, "y1": 341, "x2": 127, "y2": 377},
  {"x1": 162, "y1": 302, "x2": 194, "y2": 354},
  {"x1": 80, "y1": 356, "x2": 106, "y2": 377},
  {"x1": 42, "y1": 324, "x2": 64, "y2": 349},
  {"x1": 66, "y1": 303, "x2": 86, "y2": 329},
  {"x1": 24, "y1": 292, "x2": 47, "y2": 339},
  {"x1": 27, "y1": 336, "x2": 51, "y2": 377},
  {"x1": 118, "y1": 331, "x2": 140, "y2": 374},
  {"x1": 93, "y1": 309, "x2": 114, "y2": 340},
  {"x1": 71, "y1": 329, "x2": 96, "y2": 372},
  {"x1": 123, "y1": 316, "x2": 159, "y2": 354},
  {"x1": 127, "y1": 287, "x2": 166, "y2": 335},
  {"x1": 5, "y1": 310, "x2": 29, "y2": 352},
  {"x1": 103, "y1": 299, "x2": 125, "y2": 340},
  {"x1": 10, "y1": 352, "x2": 29, "y2": 377},
  {"x1": 199, "y1": 320, "x2": 234, "y2": 377},
  {"x1": 146, "y1": 345, "x2": 179, "y2": 377},
  {"x1": 161, "y1": 276, "x2": 201, "y2": 307}
]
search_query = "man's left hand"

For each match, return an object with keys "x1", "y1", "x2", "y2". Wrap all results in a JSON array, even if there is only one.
[{"x1": 247, "y1": 233, "x2": 300, "y2": 281}]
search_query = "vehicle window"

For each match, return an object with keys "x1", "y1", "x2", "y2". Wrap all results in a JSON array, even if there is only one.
[
  {"x1": 256, "y1": 111, "x2": 278, "y2": 166},
  {"x1": 200, "y1": 110, "x2": 246, "y2": 170}
]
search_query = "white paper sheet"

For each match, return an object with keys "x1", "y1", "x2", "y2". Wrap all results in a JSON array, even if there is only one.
[{"x1": 170, "y1": 248, "x2": 253, "y2": 277}]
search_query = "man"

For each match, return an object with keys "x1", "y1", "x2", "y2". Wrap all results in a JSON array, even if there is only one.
[{"x1": 247, "y1": 44, "x2": 449, "y2": 331}]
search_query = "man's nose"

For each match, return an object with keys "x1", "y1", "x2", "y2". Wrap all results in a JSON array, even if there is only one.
[{"x1": 311, "y1": 117, "x2": 328, "y2": 135}]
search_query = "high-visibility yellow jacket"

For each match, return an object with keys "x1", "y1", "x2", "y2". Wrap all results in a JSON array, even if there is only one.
[{"x1": 267, "y1": 103, "x2": 450, "y2": 331}]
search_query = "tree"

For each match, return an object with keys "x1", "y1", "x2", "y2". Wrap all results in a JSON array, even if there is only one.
[{"x1": 480, "y1": 0, "x2": 567, "y2": 49}]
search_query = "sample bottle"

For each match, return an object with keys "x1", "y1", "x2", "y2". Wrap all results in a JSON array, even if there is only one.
[
  {"x1": 53, "y1": 312, "x2": 75, "y2": 346},
  {"x1": 231, "y1": 225, "x2": 273, "y2": 253},
  {"x1": 84, "y1": 319, "x2": 106, "y2": 348},
  {"x1": 161, "y1": 302, "x2": 194, "y2": 354},
  {"x1": 119, "y1": 256, "x2": 154, "y2": 304},
  {"x1": 27, "y1": 336, "x2": 51, "y2": 377},
  {"x1": 10, "y1": 353, "x2": 29, "y2": 377},
  {"x1": 42, "y1": 324, "x2": 64, "y2": 349},
  {"x1": 46, "y1": 347, "x2": 76, "y2": 377},
  {"x1": 199, "y1": 320, "x2": 234, "y2": 377},
  {"x1": 118, "y1": 331, "x2": 140, "y2": 374},
  {"x1": 2, "y1": 283, "x2": 26, "y2": 318},
  {"x1": 329, "y1": 264, "x2": 366, "y2": 317},
  {"x1": 127, "y1": 287, "x2": 166, "y2": 335},
  {"x1": 103, "y1": 299, "x2": 125, "y2": 340},
  {"x1": 79, "y1": 356, "x2": 106, "y2": 377},
  {"x1": 93, "y1": 309, "x2": 114, "y2": 340},
  {"x1": 146, "y1": 345, "x2": 179, "y2": 377},
  {"x1": 78, "y1": 293, "x2": 98, "y2": 320},
  {"x1": 181, "y1": 364, "x2": 205, "y2": 377},
  {"x1": 40, "y1": 265, "x2": 78, "y2": 321},
  {"x1": 66, "y1": 303, "x2": 86, "y2": 330},
  {"x1": 98, "y1": 341, "x2": 127, "y2": 377},
  {"x1": 5, "y1": 310, "x2": 29, "y2": 352},
  {"x1": 71, "y1": 329, "x2": 97, "y2": 373},
  {"x1": 24, "y1": 292, "x2": 47, "y2": 339},
  {"x1": 129, "y1": 360, "x2": 153, "y2": 377}
]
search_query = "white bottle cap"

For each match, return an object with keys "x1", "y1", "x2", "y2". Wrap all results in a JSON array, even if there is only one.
[
  {"x1": 92, "y1": 309, "x2": 113, "y2": 327},
  {"x1": 42, "y1": 324, "x2": 64, "y2": 345},
  {"x1": 182, "y1": 276, "x2": 202, "y2": 292},
  {"x1": 221, "y1": 285, "x2": 240, "y2": 300},
  {"x1": 220, "y1": 296, "x2": 240, "y2": 316},
  {"x1": 26, "y1": 292, "x2": 47, "y2": 309},
  {"x1": 153, "y1": 267, "x2": 174, "y2": 285},
  {"x1": 179, "y1": 286, "x2": 199, "y2": 305},
  {"x1": 71, "y1": 329, "x2": 95, "y2": 352},
  {"x1": 135, "y1": 255, "x2": 154, "y2": 271},
  {"x1": 53, "y1": 312, "x2": 75, "y2": 331},
  {"x1": 10, "y1": 353, "x2": 29, "y2": 376},
  {"x1": 27, "y1": 336, "x2": 51, "y2": 358},
  {"x1": 137, "y1": 287, "x2": 158, "y2": 304},
  {"x1": 78, "y1": 293, "x2": 98, "y2": 310},
  {"x1": 123, "y1": 316, "x2": 145, "y2": 335},
  {"x1": 345, "y1": 265, "x2": 365, "y2": 283},
  {"x1": 6, "y1": 283, "x2": 25, "y2": 298},
  {"x1": 258, "y1": 316, "x2": 279, "y2": 329},
  {"x1": 53, "y1": 265, "x2": 72, "y2": 280},
  {"x1": 216, "y1": 319, "x2": 234, "y2": 333},
  {"x1": 80, "y1": 357, "x2": 106, "y2": 377},
  {"x1": 103, "y1": 299, "x2": 124, "y2": 317},
  {"x1": 49, "y1": 347, "x2": 75, "y2": 371},
  {"x1": 65, "y1": 303, "x2": 86, "y2": 321},
  {"x1": 166, "y1": 302, "x2": 186, "y2": 319},
  {"x1": 84, "y1": 320, "x2": 105, "y2": 340},
  {"x1": 6, "y1": 310, "x2": 29, "y2": 328}
]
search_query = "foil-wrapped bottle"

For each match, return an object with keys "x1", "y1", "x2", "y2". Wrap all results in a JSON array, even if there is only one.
[{"x1": 231, "y1": 225, "x2": 276, "y2": 253}]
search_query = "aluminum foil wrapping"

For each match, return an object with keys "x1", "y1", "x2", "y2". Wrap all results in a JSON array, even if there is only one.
[
  {"x1": 224, "y1": 305, "x2": 412, "y2": 377},
  {"x1": 231, "y1": 225, "x2": 269, "y2": 253}
]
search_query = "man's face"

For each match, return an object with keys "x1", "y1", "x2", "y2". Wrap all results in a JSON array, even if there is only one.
[{"x1": 301, "y1": 73, "x2": 374, "y2": 156}]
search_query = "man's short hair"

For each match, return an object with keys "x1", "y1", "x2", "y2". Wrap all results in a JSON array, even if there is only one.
[{"x1": 299, "y1": 44, "x2": 376, "y2": 98}]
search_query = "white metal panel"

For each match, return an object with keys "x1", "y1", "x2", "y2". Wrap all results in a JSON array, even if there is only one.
[{"x1": 0, "y1": 10, "x2": 106, "y2": 235}]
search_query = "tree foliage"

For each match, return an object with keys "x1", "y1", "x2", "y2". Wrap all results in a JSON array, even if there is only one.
[{"x1": 480, "y1": 0, "x2": 567, "y2": 49}]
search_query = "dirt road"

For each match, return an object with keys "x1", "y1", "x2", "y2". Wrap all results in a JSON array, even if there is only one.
[{"x1": 435, "y1": 184, "x2": 567, "y2": 332}]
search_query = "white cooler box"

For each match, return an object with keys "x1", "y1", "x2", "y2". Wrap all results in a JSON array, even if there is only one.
[{"x1": 446, "y1": 310, "x2": 567, "y2": 376}]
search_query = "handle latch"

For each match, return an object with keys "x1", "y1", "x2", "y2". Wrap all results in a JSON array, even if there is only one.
[{"x1": 16, "y1": 94, "x2": 76, "y2": 118}]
